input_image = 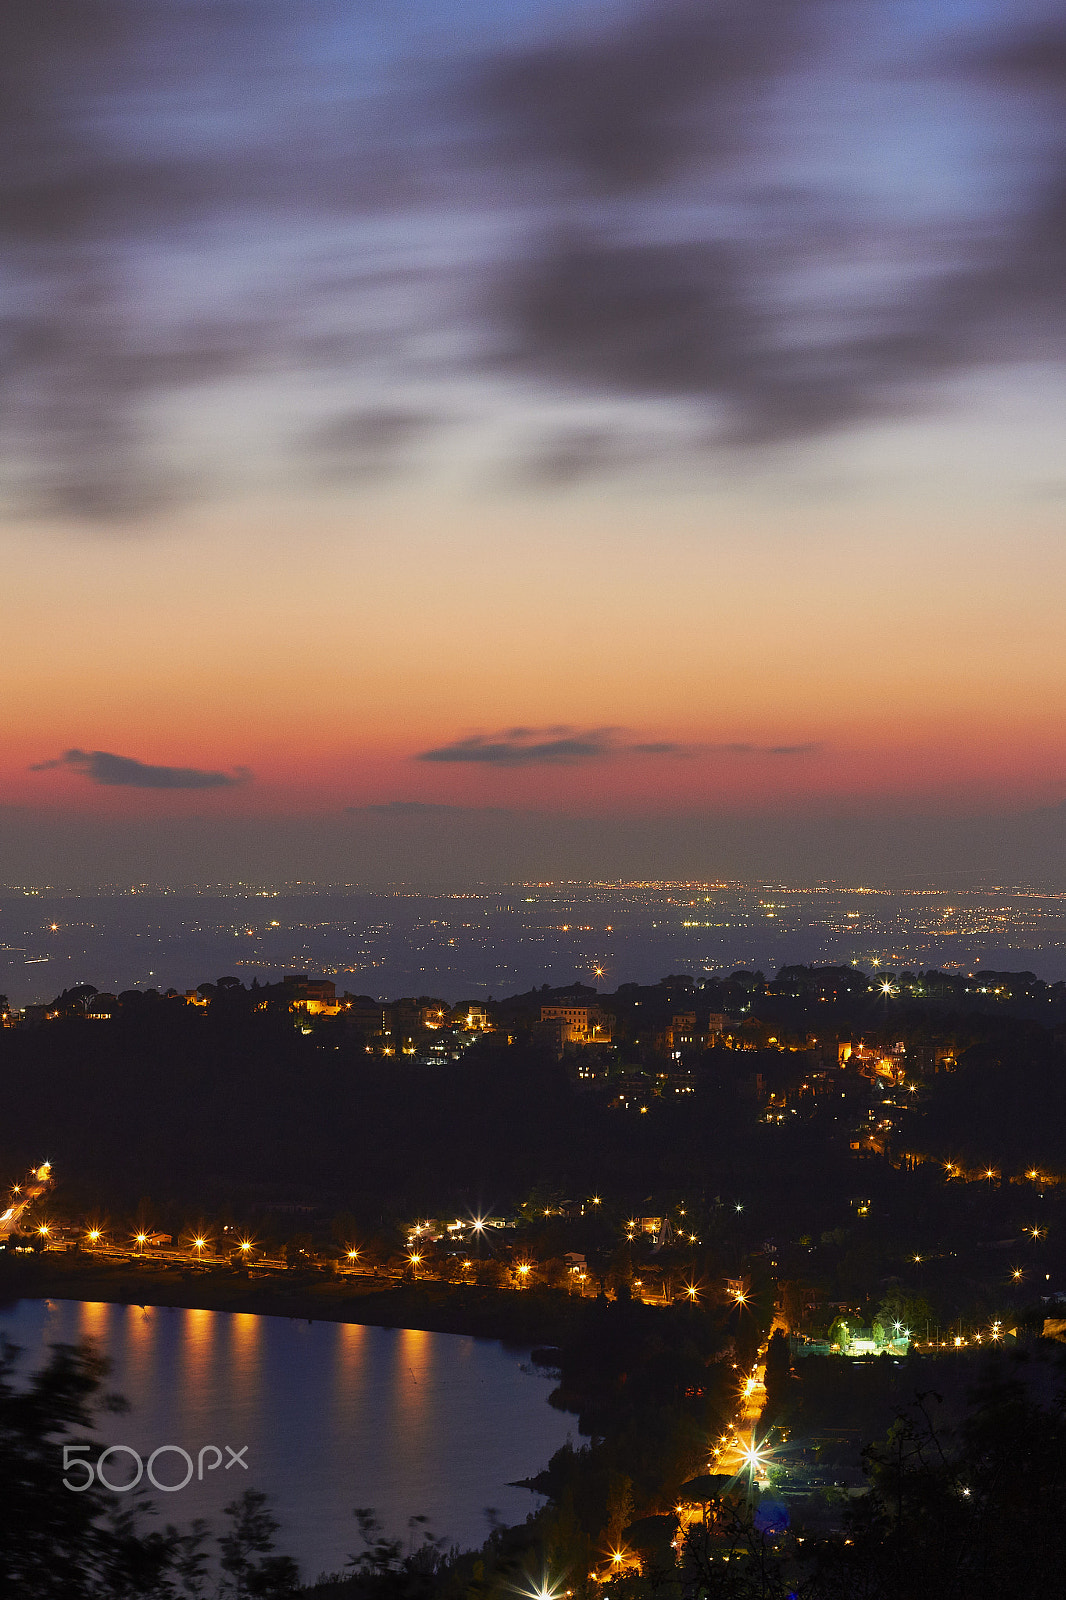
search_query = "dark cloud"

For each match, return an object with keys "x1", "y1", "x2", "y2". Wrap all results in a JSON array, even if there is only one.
[
  {"x1": 629, "y1": 742, "x2": 693, "y2": 756},
  {"x1": 967, "y1": 23, "x2": 1066, "y2": 92},
  {"x1": 0, "y1": 0, "x2": 426, "y2": 520},
  {"x1": 500, "y1": 234, "x2": 749, "y2": 401},
  {"x1": 632, "y1": 741, "x2": 821, "y2": 756},
  {"x1": 494, "y1": 205, "x2": 1064, "y2": 451},
  {"x1": 418, "y1": 730, "x2": 820, "y2": 765},
  {"x1": 418, "y1": 729, "x2": 616, "y2": 766},
  {"x1": 305, "y1": 407, "x2": 438, "y2": 479},
  {"x1": 519, "y1": 425, "x2": 647, "y2": 485},
  {"x1": 31, "y1": 749, "x2": 250, "y2": 789},
  {"x1": 474, "y1": 0, "x2": 817, "y2": 194},
  {"x1": 6, "y1": 0, "x2": 1066, "y2": 518},
  {"x1": 479, "y1": 2, "x2": 1066, "y2": 446}
]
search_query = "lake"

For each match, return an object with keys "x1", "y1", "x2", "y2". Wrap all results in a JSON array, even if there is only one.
[{"x1": 0, "y1": 1298, "x2": 574, "y2": 1582}]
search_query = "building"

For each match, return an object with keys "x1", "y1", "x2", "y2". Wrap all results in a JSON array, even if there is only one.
[
  {"x1": 284, "y1": 975, "x2": 341, "y2": 1015},
  {"x1": 453, "y1": 1002, "x2": 491, "y2": 1031},
  {"x1": 539, "y1": 1003, "x2": 612, "y2": 1044}
]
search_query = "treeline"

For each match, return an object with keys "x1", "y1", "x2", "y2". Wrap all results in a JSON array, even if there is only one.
[
  {"x1": 7, "y1": 958, "x2": 1066, "y2": 1034},
  {"x1": 0, "y1": 1002, "x2": 820, "y2": 1215}
]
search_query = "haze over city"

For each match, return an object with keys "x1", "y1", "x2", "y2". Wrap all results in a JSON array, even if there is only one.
[{"x1": 5, "y1": 882, "x2": 1066, "y2": 1007}]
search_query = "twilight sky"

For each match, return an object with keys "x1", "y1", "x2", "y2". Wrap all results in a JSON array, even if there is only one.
[{"x1": 3, "y1": 0, "x2": 1066, "y2": 885}]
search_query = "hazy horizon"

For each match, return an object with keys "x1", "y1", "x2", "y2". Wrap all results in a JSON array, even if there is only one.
[{"x1": 5, "y1": 880, "x2": 1066, "y2": 1008}]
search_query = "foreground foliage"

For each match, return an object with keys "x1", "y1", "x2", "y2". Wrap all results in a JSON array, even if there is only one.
[{"x1": 6, "y1": 1324, "x2": 1066, "y2": 1600}]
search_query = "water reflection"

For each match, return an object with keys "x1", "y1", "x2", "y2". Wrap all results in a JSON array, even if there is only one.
[
  {"x1": 1, "y1": 1299, "x2": 569, "y2": 1576},
  {"x1": 76, "y1": 1299, "x2": 110, "y2": 1345}
]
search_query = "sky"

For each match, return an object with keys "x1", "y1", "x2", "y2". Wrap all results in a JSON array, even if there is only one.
[{"x1": 3, "y1": 0, "x2": 1066, "y2": 886}]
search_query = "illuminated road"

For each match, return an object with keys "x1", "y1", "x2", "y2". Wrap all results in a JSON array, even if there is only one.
[
  {"x1": 710, "y1": 1313, "x2": 788, "y2": 1484},
  {"x1": 0, "y1": 1163, "x2": 53, "y2": 1237}
]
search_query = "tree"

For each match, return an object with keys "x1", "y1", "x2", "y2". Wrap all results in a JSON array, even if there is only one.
[
  {"x1": 604, "y1": 1472, "x2": 634, "y2": 1550},
  {"x1": 343, "y1": 1507, "x2": 446, "y2": 1600},
  {"x1": 761, "y1": 1330, "x2": 792, "y2": 1423},
  {"x1": 873, "y1": 1288, "x2": 932, "y2": 1343},
  {"x1": 218, "y1": 1489, "x2": 299, "y2": 1597},
  {"x1": 0, "y1": 1336, "x2": 175, "y2": 1598},
  {"x1": 777, "y1": 1279, "x2": 814, "y2": 1332},
  {"x1": 284, "y1": 1233, "x2": 313, "y2": 1269}
]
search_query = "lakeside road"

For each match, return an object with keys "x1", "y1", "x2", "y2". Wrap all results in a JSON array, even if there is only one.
[{"x1": 0, "y1": 1252, "x2": 590, "y2": 1346}]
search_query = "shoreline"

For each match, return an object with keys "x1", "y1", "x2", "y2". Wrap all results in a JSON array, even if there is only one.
[{"x1": 0, "y1": 1254, "x2": 583, "y2": 1350}]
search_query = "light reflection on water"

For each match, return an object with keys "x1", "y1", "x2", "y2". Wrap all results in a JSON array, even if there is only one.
[{"x1": 1, "y1": 1298, "x2": 571, "y2": 1578}]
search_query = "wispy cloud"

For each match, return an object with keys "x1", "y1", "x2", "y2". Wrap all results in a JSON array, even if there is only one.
[
  {"x1": 304, "y1": 407, "x2": 440, "y2": 480},
  {"x1": 31, "y1": 749, "x2": 250, "y2": 790},
  {"x1": 6, "y1": 0, "x2": 1065, "y2": 518},
  {"x1": 418, "y1": 729, "x2": 618, "y2": 767},
  {"x1": 417, "y1": 728, "x2": 820, "y2": 766}
]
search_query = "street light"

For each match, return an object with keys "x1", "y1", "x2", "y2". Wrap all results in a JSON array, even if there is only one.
[
  {"x1": 738, "y1": 1435, "x2": 769, "y2": 1479},
  {"x1": 516, "y1": 1575, "x2": 563, "y2": 1600}
]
